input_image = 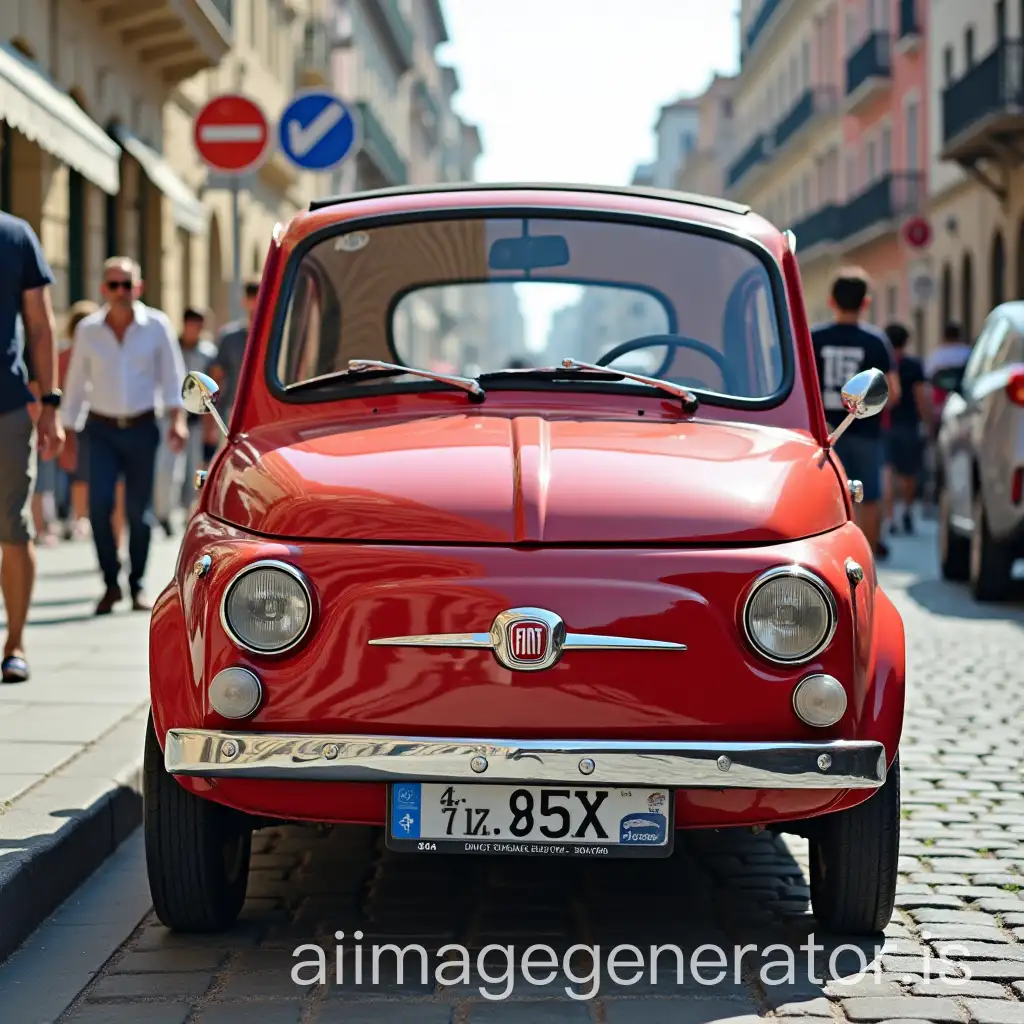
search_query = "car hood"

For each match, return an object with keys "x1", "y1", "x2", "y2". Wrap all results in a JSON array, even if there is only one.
[{"x1": 206, "y1": 414, "x2": 846, "y2": 545}]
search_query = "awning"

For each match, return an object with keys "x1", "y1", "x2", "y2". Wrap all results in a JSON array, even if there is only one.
[
  {"x1": 0, "y1": 44, "x2": 120, "y2": 195},
  {"x1": 111, "y1": 124, "x2": 207, "y2": 236}
]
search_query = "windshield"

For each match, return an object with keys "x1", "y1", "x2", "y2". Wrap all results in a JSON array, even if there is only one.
[{"x1": 275, "y1": 215, "x2": 787, "y2": 402}]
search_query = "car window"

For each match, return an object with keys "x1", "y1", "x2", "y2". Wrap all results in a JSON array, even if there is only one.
[
  {"x1": 275, "y1": 214, "x2": 789, "y2": 404},
  {"x1": 962, "y1": 316, "x2": 1000, "y2": 384},
  {"x1": 990, "y1": 319, "x2": 1022, "y2": 369}
]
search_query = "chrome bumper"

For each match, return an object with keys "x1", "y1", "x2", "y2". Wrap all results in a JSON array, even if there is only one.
[{"x1": 164, "y1": 731, "x2": 887, "y2": 790}]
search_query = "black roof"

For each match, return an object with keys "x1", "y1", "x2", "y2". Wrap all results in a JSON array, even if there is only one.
[{"x1": 307, "y1": 181, "x2": 750, "y2": 216}]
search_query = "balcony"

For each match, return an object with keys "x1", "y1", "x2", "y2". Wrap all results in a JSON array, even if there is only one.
[
  {"x1": 365, "y1": 0, "x2": 415, "y2": 72},
  {"x1": 790, "y1": 204, "x2": 842, "y2": 255},
  {"x1": 91, "y1": 0, "x2": 233, "y2": 86},
  {"x1": 356, "y1": 100, "x2": 407, "y2": 186},
  {"x1": 846, "y1": 32, "x2": 892, "y2": 113},
  {"x1": 726, "y1": 133, "x2": 770, "y2": 190},
  {"x1": 745, "y1": 0, "x2": 782, "y2": 54},
  {"x1": 296, "y1": 18, "x2": 333, "y2": 88},
  {"x1": 942, "y1": 41, "x2": 1024, "y2": 197},
  {"x1": 896, "y1": 0, "x2": 921, "y2": 54},
  {"x1": 836, "y1": 172, "x2": 924, "y2": 245},
  {"x1": 774, "y1": 86, "x2": 839, "y2": 152},
  {"x1": 412, "y1": 78, "x2": 443, "y2": 146}
]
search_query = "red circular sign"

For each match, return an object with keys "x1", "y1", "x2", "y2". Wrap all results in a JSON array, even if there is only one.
[
  {"x1": 193, "y1": 94, "x2": 269, "y2": 174},
  {"x1": 902, "y1": 216, "x2": 932, "y2": 249}
]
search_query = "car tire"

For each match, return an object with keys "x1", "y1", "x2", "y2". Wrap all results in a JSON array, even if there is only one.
[
  {"x1": 938, "y1": 486, "x2": 969, "y2": 581},
  {"x1": 143, "y1": 715, "x2": 252, "y2": 932},
  {"x1": 969, "y1": 493, "x2": 1014, "y2": 602},
  {"x1": 809, "y1": 754, "x2": 899, "y2": 936}
]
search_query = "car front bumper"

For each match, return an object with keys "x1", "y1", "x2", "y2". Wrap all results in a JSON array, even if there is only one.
[{"x1": 164, "y1": 731, "x2": 887, "y2": 790}]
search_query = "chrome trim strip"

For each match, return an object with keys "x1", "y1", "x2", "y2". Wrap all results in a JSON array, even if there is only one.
[
  {"x1": 164, "y1": 731, "x2": 886, "y2": 789},
  {"x1": 219, "y1": 560, "x2": 315, "y2": 656},
  {"x1": 741, "y1": 565, "x2": 839, "y2": 666},
  {"x1": 367, "y1": 633, "x2": 688, "y2": 651}
]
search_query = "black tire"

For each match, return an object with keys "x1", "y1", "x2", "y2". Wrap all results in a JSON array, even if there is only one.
[
  {"x1": 969, "y1": 493, "x2": 1014, "y2": 602},
  {"x1": 144, "y1": 715, "x2": 252, "y2": 932},
  {"x1": 938, "y1": 486, "x2": 970, "y2": 581},
  {"x1": 810, "y1": 754, "x2": 900, "y2": 935}
]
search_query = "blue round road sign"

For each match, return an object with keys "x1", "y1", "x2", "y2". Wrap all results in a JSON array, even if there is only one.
[{"x1": 278, "y1": 91, "x2": 357, "y2": 171}]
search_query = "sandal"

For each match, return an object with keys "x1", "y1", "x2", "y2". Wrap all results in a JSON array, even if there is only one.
[{"x1": 2, "y1": 655, "x2": 30, "y2": 683}]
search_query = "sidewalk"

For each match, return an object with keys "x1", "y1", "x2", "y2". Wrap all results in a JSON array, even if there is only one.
[{"x1": 0, "y1": 528, "x2": 181, "y2": 962}]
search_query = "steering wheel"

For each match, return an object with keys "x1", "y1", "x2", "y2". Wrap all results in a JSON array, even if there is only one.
[{"x1": 596, "y1": 335, "x2": 736, "y2": 392}]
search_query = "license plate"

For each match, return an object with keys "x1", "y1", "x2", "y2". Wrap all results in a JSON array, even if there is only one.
[{"x1": 386, "y1": 783, "x2": 673, "y2": 858}]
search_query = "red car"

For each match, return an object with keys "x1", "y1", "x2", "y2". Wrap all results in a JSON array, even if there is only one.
[{"x1": 146, "y1": 183, "x2": 905, "y2": 937}]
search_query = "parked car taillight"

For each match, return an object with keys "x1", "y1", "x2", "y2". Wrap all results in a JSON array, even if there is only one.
[{"x1": 1006, "y1": 369, "x2": 1024, "y2": 406}]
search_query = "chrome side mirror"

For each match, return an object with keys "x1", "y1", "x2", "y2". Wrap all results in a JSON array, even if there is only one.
[
  {"x1": 826, "y1": 368, "x2": 889, "y2": 446},
  {"x1": 181, "y1": 371, "x2": 228, "y2": 438}
]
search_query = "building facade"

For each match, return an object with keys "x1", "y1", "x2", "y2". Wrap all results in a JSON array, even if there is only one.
[{"x1": 675, "y1": 74, "x2": 737, "y2": 199}]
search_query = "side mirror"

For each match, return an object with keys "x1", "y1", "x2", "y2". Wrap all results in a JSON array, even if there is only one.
[
  {"x1": 181, "y1": 371, "x2": 228, "y2": 438},
  {"x1": 930, "y1": 366, "x2": 964, "y2": 393},
  {"x1": 827, "y1": 367, "x2": 889, "y2": 446}
]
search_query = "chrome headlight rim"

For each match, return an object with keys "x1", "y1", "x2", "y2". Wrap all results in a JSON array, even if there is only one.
[
  {"x1": 219, "y1": 559, "x2": 315, "y2": 656},
  {"x1": 741, "y1": 564, "x2": 838, "y2": 666}
]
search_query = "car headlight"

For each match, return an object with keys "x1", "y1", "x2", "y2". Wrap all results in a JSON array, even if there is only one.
[
  {"x1": 221, "y1": 560, "x2": 313, "y2": 654},
  {"x1": 742, "y1": 566, "x2": 837, "y2": 664}
]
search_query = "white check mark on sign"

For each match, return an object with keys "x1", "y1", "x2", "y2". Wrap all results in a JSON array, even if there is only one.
[{"x1": 287, "y1": 102, "x2": 346, "y2": 157}]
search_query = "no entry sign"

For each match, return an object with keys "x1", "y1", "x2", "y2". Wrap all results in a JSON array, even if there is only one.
[
  {"x1": 902, "y1": 216, "x2": 932, "y2": 250},
  {"x1": 193, "y1": 94, "x2": 270, "y2": 174}
]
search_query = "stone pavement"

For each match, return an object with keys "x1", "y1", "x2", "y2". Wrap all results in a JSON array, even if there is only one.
[
  {"x1": 0, "y1": 529, "x2": 181, "y2": 960},
  {"x1": 4, "y1": 519, "x2": 1024, "y2": 1023}
]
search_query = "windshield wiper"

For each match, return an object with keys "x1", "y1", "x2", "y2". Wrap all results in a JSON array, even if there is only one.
[
  {"x1": 479, "y1": 359, "x2": 698, "y2": 413},
  {"x1": 285, "y1": 359, "x2": 486, "y2": 402}
]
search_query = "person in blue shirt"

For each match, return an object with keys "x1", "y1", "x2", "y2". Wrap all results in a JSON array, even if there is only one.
[
  {"x1": 0, "y1": 212, "x2": 65, "y2": 682},
  {"x1": 812, "y1": 267, "x2": 900, "y2": 560}
]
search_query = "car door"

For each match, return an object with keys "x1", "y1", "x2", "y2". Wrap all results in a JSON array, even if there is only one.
[{"x1": 942, "y1": 317, "x2": 1000, "y2": 523}]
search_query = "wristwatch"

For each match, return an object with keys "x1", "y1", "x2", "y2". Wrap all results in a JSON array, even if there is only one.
[{"x1": 39, "y1": 390, "x2": 62, "y2": 408}]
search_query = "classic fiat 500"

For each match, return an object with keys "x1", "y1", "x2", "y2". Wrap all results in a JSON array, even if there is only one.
[{"x1": 146, "y1": 183, "x2": 904, "y2": 937}]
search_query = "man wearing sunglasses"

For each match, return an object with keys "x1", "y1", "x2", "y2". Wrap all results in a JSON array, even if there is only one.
[{"x1": 62, "y1": 258, "x2": 187, "y2": 615}]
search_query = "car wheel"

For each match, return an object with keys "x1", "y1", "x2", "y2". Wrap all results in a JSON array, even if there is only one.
[
  {"x1": 938, "y1": 486, "x2": 970, "y2": 581},
  {"x1": 143, "y1": 715, "x2": 252, "y2": 932},
  {"x1": 969, "y1": 493, "x2": 1013, "y2": 602},
  {"x1": 809, "y1": 754, "x2": 899, "y2": 936}
]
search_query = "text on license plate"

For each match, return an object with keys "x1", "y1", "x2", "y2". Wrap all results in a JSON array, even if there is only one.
[{"x1": 388, "y1": 783, "x2": 670, "y2": 848}]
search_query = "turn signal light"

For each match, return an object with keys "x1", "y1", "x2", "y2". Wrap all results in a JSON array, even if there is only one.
[{"x1": 1006, "y1": 370, "x2": 1024, "y2": 406}]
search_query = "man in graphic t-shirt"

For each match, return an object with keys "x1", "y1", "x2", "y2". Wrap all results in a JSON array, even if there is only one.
[{"x1": 812, "y1": 267, "x2": 901, "y2": 560}]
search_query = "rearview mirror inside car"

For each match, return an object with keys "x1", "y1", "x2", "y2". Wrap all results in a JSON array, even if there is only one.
[{"x1": 488, "y1": 234, "x2": 570, "y2": 272}]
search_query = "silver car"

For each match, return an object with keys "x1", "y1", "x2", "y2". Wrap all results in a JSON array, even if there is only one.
[{"x1": 935, "y1": 303, "x2": 1024, "y2": 600}]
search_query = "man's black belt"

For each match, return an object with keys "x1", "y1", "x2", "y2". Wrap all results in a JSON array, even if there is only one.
[{"x1": 87, "y1": 409, "x2": 155, "y2": 428}]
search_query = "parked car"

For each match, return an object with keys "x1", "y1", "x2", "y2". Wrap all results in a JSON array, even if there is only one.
[
  {"x1": 934, "y1": 302, "x2": 1024, "y2": 600},
  {"x1": 146, "y1": 182, "x2": 905, "y2": 937}
]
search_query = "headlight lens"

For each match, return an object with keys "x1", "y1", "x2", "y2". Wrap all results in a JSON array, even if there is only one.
[
  {"x1": 222, "y1": 562, "x2": 312, "y2": 653},
  {"x1": 744, "y1": 568, "x2": 835, "y2": 663}
]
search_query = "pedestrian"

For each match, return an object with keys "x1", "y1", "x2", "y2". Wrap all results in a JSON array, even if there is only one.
[
  {"x1": 0, "y1": 211, "x2": 64, "y2": 683},
  {"x1": 25, "y1": 344, "x2": 61, "y2": 548},
  {"x1": 924, "y1": 321, "x2": 973, "y2": 421},
  {"x1": 882, "y1": 322, "x2": 932, "y2": 536},
  {"x1": 208, "y1": 279, "x2": 260, "y2": 428},
  {"x1": 812, "y1": 267, "x2": 901, "y2": 560},
  {"x1": 57, "y1": 300, "x2": 100, "y2": 540},
  {"x1": 61, "y1": 257, "x2": 187, "y2": 615},
  {"x1": 154, "y1": 308, "x2": 215, "y2": 532}
]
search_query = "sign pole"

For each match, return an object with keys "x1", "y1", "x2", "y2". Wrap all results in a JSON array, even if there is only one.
[{"x1": 230, "y1": 177, "x2": 242, "y2": 322}]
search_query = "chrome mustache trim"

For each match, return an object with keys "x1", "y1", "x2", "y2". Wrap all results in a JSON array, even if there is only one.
[
  {"x1": 165, "y1": 731, "x2": 887, "y2": 790},
  {"x1": 368, "y1": 606, "x2": 686, "y2": 673}
]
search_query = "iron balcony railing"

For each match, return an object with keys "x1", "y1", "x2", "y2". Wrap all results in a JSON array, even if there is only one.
[
  {"x1": 846, "y1": 31, "x2": 892, "y2": 96},
  {"x1": 726, "y1": 133, "x2": 768, "y2": 189},
  {"x1": 837, "y1": 172, "x2": 924, "y2": 240},
  {"x1": 899, "y1": 0, "x2": 920, "y2": 39},
  {"x1": 943, "y1": 40, "x2": 1024, "y2": 146},
  {"x1": 774, "y1": 86, "x2": 838, "y2": 150},
  {"x1": 790, "y1": 204, "x2": 842, "y2": 251},
  {"x1": 745, "y1": 0, "x2": 782, "y2": 55}
]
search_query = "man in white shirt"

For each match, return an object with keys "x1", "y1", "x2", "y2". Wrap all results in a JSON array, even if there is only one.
[{"x1": 62, "y1": 257, "x2": 188, "y2": 614}]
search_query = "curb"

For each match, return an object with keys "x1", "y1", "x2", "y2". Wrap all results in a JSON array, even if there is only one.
[{"x1": 0, "y1": 707, "x2": 148, "y2": 964}]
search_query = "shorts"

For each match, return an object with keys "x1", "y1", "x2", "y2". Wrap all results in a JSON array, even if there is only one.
[
  {"x1": 832, "y1": 431, "x2": 884, "y2": 504},
  {"x1": 0, "y1": 405, "x2": 37, "y2": 543},
  {"x1": 887, "y1": 426, "x2": 924, "y2": 478}
]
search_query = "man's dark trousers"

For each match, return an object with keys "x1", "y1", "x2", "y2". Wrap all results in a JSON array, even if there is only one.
[{"x1": 85, "y1": 414, "x2": 160, "y2": 596}]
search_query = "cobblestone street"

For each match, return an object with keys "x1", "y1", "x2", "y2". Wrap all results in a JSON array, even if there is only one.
[{"x1": 4, "y1": 524, "x2": 1024, "y2": 1023}]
